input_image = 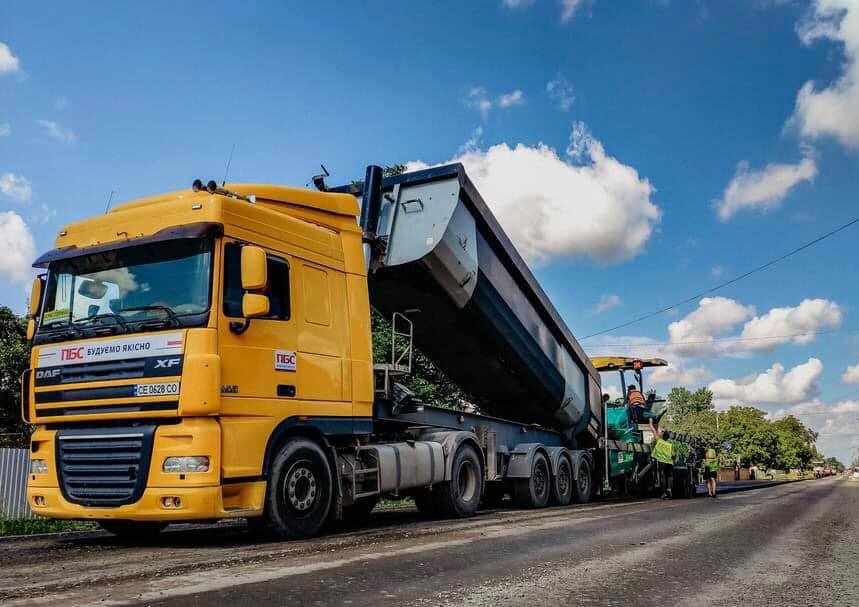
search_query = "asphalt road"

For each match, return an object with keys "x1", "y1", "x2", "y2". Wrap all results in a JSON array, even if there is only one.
[{"x1": 1, "y1": 477, "x2": 855, "y2": 606}]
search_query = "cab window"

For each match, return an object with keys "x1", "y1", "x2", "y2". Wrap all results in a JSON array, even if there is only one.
[{"x1": 223, "y1": 242, "x2": 291, "y2": 320}]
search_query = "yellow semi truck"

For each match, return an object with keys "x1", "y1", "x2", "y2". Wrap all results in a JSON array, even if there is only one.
[{"x1": 23, "y1": 164, "x2": 694, "y2": 540}]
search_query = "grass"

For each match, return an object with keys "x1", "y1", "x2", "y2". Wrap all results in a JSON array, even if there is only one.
[
  {"x1": 377, "y1": 497, "x2": 414, "y2": 509},
  {"x1": 0, "y1": 518, "x2": 96, "y2": 537}
]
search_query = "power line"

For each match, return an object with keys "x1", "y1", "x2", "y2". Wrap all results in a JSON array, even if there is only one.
[
  {"x1": 581, "y1": 214, "x2": 859, "y2": 340},
  {"x1": 586, "y1": 327, "x2": 859, "y2": 349}
]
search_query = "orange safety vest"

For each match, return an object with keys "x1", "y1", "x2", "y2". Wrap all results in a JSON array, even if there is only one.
[{"x1": 628, "y1": 390, "x2": 646, "y2": 406}]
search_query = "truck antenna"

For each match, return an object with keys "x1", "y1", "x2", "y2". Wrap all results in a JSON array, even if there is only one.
[
  {"x1": 222, "y1": 143, "x2": 236, "y2": 186},
  {"x1": 104, "y1": 189, "x2": 116, "y2": 213}
]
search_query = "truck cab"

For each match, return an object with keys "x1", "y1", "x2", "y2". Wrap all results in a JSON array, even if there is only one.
[{"x1": 25, "y1": 181, "x2": 375, "y2": 535}]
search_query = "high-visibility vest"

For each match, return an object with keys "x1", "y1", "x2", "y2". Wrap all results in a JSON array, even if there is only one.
[
  {"x1": 704, "y1": 448, "x2": 719, "y2": 472},
  {"x1": 628, "y1": 390, "x2": 646, "y2": 406},
  {"x1": 652, "y1": 439, "x2": 674, "y2": 464}
]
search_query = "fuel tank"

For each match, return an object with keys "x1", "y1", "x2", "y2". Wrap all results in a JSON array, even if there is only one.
[{"x1": 336, "y1": 164, "x2": 602, "y2": 443}]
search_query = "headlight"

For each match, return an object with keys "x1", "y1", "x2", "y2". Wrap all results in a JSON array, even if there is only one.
[
  {"x1": 163, "y1": 456, "x2": 210, "y2": 473},
  {"x1": 30, "y1": 459, "x2": 48, "y2": 474}
]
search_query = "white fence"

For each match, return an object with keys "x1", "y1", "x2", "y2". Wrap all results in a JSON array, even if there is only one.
[{"x1": 0, "y1": 448, "x2": 34, "y2": 520}]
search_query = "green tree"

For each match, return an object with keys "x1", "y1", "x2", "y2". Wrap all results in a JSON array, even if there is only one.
[
  {"x1": 667, "y1": 386, "x2": 714, "y2": 425},
  {"x1": 719, "y1": 406, "x2": 779, "y2": 468},
  {"x1": 371, "y1": 310, "x2": 471, "y2": 410},
  {"x1": 772, "y1": 415, "x2": 816, "y2": 471},
  {"x1": 0, "y1": 306, "x2": 31, "y2": 447}
]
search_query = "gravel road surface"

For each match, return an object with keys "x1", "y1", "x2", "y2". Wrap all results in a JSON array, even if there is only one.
[{"x1": 1, "y1": 477, "x2": 854, "y2": 606}]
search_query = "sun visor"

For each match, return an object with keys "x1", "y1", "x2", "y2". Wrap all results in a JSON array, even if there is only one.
[{"x1": 32, "y1": 222, "x2": 223, "y2": 268}]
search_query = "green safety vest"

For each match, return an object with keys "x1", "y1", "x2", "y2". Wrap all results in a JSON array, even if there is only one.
[
  {"x1": 704, "y1": 448, "x2": 719, "y2": 472},
  {"x1": 652, "y1": 439, "x2": 674, "y2": 464}
]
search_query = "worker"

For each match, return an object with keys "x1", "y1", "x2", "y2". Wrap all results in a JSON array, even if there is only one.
[
  {"x1": 649, "y1": 425, "x2": 676, "y2": 499},
  {"x1": 627, "y1": 384, "x2": 646, "y2": 407},
  {"x1": 702, "y1": 446, "x2": 719, "y2": 498}
]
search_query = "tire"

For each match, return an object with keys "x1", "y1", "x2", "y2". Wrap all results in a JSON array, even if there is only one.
[
  {"x1": 551, "y1": 455, "x2": 574, "y2": 506},
  {"x1": 98, "y1": 520, "x2": 167, "y2": 541},
  {"x1": 340, "y1": 496, "x2": 379, "y2": 525},
  {"x1": 513, "y1": 451, "x2": 551, "y2": 509},
  {"x1": 572, "y1": 458, "x2": 592, "y2": 504},
  {"x1": 258, "y1": 437, "x2": 334, "y2": 540},
  {"x1": 431, "y1": 443, "x2": 483, "y2": 518}
]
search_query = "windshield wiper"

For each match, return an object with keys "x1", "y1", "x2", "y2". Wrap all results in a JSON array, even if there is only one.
[
  {"x1": 119, "y1": 305, "x2": 181, "y2": 327},
  {"x1": 73, "y1": 312, "x2": 129, "y2": 333}
]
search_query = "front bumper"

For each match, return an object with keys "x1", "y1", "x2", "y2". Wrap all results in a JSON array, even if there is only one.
[{"x1": 27, "y1": 417, "x2": 265, "y2": 521}]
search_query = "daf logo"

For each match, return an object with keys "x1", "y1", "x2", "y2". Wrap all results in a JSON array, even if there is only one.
[
  {"x1": 154, "y1": 358, "x2": 181, "y2": 369},
  {"x1": 35, "y1": 369, "x2": 61, "y2": 379}
]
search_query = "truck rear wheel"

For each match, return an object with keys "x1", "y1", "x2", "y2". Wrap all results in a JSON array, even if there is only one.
[
  {"x1": 513, "y1": 451, "x2": 551, "y2": 508},
  {"x1": 98, "y1": 520, "x2": 167, "y2": 541},
  {"x1": 261, "y1": 437, "x2": 334, "y2": 540},
  {"x1": 432, "y1": 443, "x2": 483, "y2": 518},
  {"x1": 551, "y1": 455, "x2": 574, "y2": 506},
  {"x1": 572, "y1": 458, "x2": 592, "y2": 503}
]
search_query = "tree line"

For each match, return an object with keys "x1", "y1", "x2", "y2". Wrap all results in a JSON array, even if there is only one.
[{"x1": 666, "y1": 386, "x2": 841, "y2": 472}]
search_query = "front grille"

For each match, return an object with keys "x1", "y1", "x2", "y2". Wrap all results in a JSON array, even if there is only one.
[
  {"x1": 55, "y1": 426, "x2": 156, "y2": 507},
  {"x1": 34, "y1": 355, "x2": 183, "y2": 387}
]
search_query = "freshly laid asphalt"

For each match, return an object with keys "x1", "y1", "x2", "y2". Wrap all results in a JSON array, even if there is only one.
[{"x1": 1, "y1": 477, "x2": 855, "y2": 606}]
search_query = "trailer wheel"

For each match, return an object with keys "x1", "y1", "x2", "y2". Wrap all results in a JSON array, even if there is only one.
[
  {"x1": 260, "y1": 437, "x2": 334, "y2": 540},
  {"x1": 551, "y1": 455, "x2": 574, "y2": 506},
  {"x1": 98, "y1": 521, "x2": 166, "y2": 541},
  {"x1": 513, "y1": 451, "x2": 551, "y2": 508},
  {"x1": 435, "y1": 443, "x2": 483, "y2": 518},
  {"x1": 572, "y1": 458, "x2": 592, "y2": 503}
]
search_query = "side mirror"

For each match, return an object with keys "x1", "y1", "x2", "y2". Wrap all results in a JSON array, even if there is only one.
[
  {"x1": 241, "y1": 246, "x2": 268, "y2": 291},
  {"x1": 242, "y1": 293, "x2": 270, "y2": 318},
  {"x1": 26, "y1": 319, "x2": 36, "y2": 341},
  {"x1": 28, "y1": 276, "x2": 44, "y2": 318}
]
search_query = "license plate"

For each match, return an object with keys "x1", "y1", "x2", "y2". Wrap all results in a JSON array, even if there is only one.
[{"x1": 134, "y1": 382, "x2": 180, "y2": 397}]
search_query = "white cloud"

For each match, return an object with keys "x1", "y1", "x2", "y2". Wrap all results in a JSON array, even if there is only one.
[
  {"x1": 0, "y1": 173, "x2": 33, "y2": 203},
  {"x1": 715, "y1": 155, "x2": 817, "y2": 221},
  {"x1": 0, "y1": 42, "x2": 20, "y2": 74},
  {"x1": 502, "y1": 0, "x2": 535, "y2": 7},
  {"x1": 842, "y1": 361, "x2": 859, "y2": 384},
  {"x1": 709, "y1": 358, "x2": 823, "y2": 406},
  {"x1": 789, "y1": 0, "x2": 859, "y2": 149},
  {"x1": 0, "y1": 123, "x2": 9, "y2": 137},
  {"x1": 668, "y1": 297, "x2": 756, "y2": 357},
  {"x1": 0, "y1": 211, "x2": 36, "y2": 286},
  {"x1": 466, "y1": 87, "x2": 493, "y2": 120},
  {"x1": 594, "y1": 293, "x2": 622, "y2": 313},
  {"x1": 38, "y1": 120, "x2": 77, "y2": 144},
  {"x1": 561, "y1": 0, "x2": 585, "y2": 22},
  {"x1": 710, "y1": 266, "x2": 723, "y2": 278},
  {"x1": 649, "y1": 363, "x2": 714, "y2": 387},
  {"x1": 498, "y1": 90, "x2": 525, "y2": 108},
  {"x1": 458, "y1": 126, "x2": 484, "y2": 155},
  {"x1": 739, "y1": 298, "x2": 842, "y2": 350},
  {"x1": 546, "y1": 74, "x2": 576, "y2": 111},
  {"x1": 406, "y1": 122, "x2": 661, "y2": 265}
]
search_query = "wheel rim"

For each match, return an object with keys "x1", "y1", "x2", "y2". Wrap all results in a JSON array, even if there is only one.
[
  {"x1": 578, "y1": 465, "x2": 590, "y2": 496},
  {"x1": 284, "y1": 459, "x2": 317, "y2": 513},
  {"x1": 534, "y1": 461, "x2": 548, "y2": 497},
  {"x1": 457, "y1": 460, "x2": 477, "y2": 503},
  {"x1": 558, "y1": 462, "x2": 571, "y2": 497}
]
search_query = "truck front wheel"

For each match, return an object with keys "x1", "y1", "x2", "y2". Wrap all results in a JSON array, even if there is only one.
[{"x1": 261, "y1": 437, "x2": 334, "y2": 540}]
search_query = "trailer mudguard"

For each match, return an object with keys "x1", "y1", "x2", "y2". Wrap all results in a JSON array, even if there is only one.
[
  {"x1": 506, "y1": 443, "x2": 549, "y2": 479},
  {"x1": 418, "y1": 430, "x2": 483, "y2": 481}
]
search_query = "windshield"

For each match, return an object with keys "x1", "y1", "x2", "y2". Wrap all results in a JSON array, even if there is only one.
[{"x1": 37, "y1": 238, "x2": 212, "y2": 342}]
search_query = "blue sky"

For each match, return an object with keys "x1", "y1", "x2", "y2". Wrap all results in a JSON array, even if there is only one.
[{"x1": 2, "y1": 0, "x2": 858, "y2": 462}]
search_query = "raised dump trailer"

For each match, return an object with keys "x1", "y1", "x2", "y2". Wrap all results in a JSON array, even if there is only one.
[
  {"x1": 25, "y1": 163, "x2": 689, "y2": 541},
  {"x1": 337, "y1": 164, "x2": 602, "y2": 441}
]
